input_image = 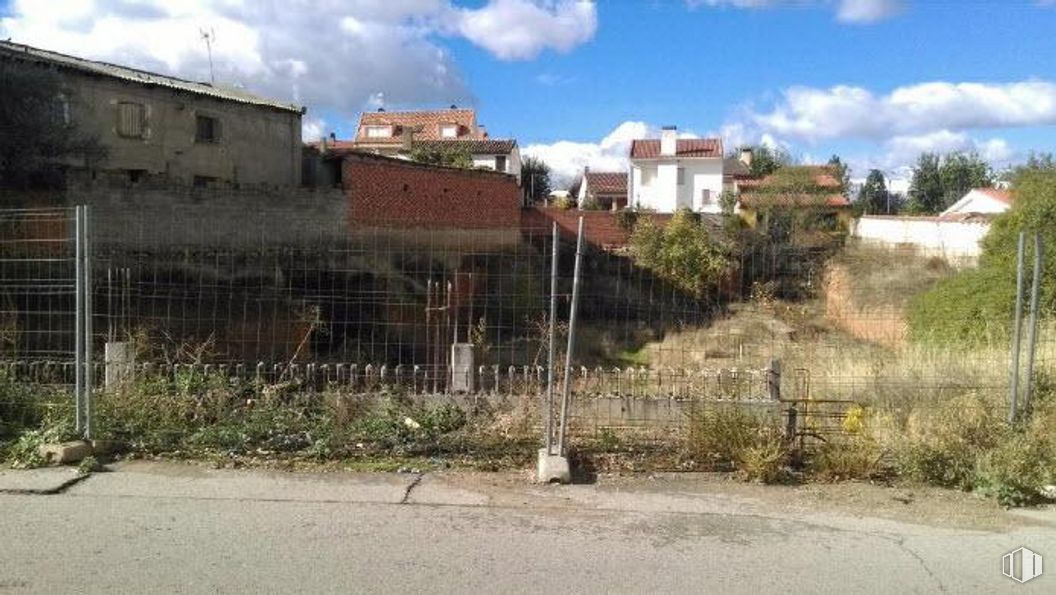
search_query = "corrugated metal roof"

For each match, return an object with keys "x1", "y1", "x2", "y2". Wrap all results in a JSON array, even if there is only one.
[{"x1": 0, "y1": 40, "x2": 302, "y2": 113}]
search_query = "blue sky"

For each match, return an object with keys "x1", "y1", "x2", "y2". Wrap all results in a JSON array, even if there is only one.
[{"x1": 3, "y1": 0, "x2": 1055, "y2": 184}]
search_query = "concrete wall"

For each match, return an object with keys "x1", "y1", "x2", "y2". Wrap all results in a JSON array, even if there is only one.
[
  {"x1": 64, "y1": 183, "x2": 347, "y2": 249},
  {"x1": 852, "y1": 215, "x2": 990, "y2": 264},
  {"x1": 631, "y1": 159, "x2": 723, "y2": 213},
  {"x1": 58, "y1": 69, "x2": 302, "y2": 187}
]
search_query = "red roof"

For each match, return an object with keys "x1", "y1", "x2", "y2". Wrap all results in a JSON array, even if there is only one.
[
  {"x1": 975, "y1": 187, "x2": 1012, "y2": 205},
  {"x1": 629, "y1": 138, "x2": 723, "y2": 159},
  {"x1": 354, "y1": 108, "x2": 483, "y2": 143},
  {"x1": 738, "y1": 165, "x2": 842, "y2": 191},
  {"x1": 584, "y1": 171, "x2": 627, "y2": 195},
  {"x1": 739, "y1": 193, "x2": 850, "y2": 208}
]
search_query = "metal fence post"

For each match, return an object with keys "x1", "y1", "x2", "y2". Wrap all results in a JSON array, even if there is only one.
[
  {"x1": 1009, "y1": 231, "x2": 1026, "y2": 423},
  {"x1": 74, "y1": 205, "x2": 84, "y2": 435},
  {"x1": 544, "y1": 222, "x2": 559, "y2": 455},
  {"x1": 556, "y1": 217, "x2": 584, "y2": 456},
  {"x1": 1023, "y1": 233, "x2": 1043, "y2": 415},
  {"x1": 83, "y1": 205, "x2": 93, "y2": 439}
]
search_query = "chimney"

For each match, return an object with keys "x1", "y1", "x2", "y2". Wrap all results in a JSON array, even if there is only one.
[
  {"x1": 479, "y1": 124, "x2": 488, "y2": 139},
  {"x1": 377, "y1": 107, "x2": 385, "y2": 112},
  {"x1": 329, "y1": 132, "x2": 336, "y2": 141},
  {"x1": 739, "y1": 147, "x2": 753, "y2": 168},
  {"x1": 401, "y1": 126, "x2": 415, "y2": 150},
  {"x1": 450, "y1": 104, "x2": 458, "y2": 110},
  {"x1": 660, "y1": 126, "x2": 677, "y2": 157}
]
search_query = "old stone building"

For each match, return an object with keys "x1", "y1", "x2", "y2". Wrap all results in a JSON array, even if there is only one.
[{"x1": 0, "y1": 40, "x2": 304, "y2": 188}]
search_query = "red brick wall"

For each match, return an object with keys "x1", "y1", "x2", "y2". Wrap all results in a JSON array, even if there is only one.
[
  {"x1": 524, "y1": 207, "x2": 672, "y2": 249},
  {"x1": 342, "y1": 152, "x2": 522, "y2": 229}
]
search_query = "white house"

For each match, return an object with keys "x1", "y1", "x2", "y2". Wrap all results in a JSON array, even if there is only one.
[
  {"x1": 629, "y1": 127, "x2": 725, "y2": 213},
  {"x1": 940, "y1": 187, "x2": 1012, "y2": 217},
  {"x1": 576, "y1": 168, "x2": 628, "y2": 210}
]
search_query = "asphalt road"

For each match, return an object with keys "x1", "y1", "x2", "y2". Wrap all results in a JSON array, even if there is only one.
[{"x1": 1, "y1": 462, "x2": 1054, "y2": 594}]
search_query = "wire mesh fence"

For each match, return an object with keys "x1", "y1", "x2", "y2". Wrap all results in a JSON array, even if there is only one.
[{"x1": 2, "y1": 201, "x2": 1053, "y2": 455}]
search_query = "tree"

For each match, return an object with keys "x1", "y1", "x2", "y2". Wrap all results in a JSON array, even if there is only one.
[
  {"x1": 521, "y1": 156, "x2": 551, "y2": 202},
  {"x1": 907, "y1": 151, "x2": 993, "y2": 214},
  {"x1": 0, "y1": 61, "x2": 105, "y2": 188},
  {"x1": 408, "y1": 145, "x2": 472, "y2": 169},
  {"x1": 738, "y1": 145, "x2": 792, "y2": 178},
  {"x1": 938, "y1": 151, "x2": 992, "y2": 208},
  {"x1": 906, "y1": 153, "x2": 944, "y2": 214},
  {"x1": 827, "y1": 154, "x2": 851, "y2": 197},
  {"x1": 629, "y1": 210, "x2": 726, "y2": 297},
  {"x1": 857, "y1": 169, "x2": 890, "y2": 214}
]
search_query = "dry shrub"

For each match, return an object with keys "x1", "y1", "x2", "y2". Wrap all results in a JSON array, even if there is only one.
[
  {"x1": 685, "y1": 404, "x2": 789, "y2": 480},
  {"x1": 891, "y1": 392, "x2": 1006, "y2": 489}
]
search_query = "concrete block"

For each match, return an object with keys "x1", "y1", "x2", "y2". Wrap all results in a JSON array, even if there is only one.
[
  {"x1": 38, "y1": 441, "x2": 92, "y2": 465},
  {"x1": 536, "y1": 448, "x2": 571, "y2": 484},
  {"x1": 450, "y1": 343, "x2": 474, "y2": 393},
  {"x1": 105, "y1": 341, "x2": 132, "y2": 388}
]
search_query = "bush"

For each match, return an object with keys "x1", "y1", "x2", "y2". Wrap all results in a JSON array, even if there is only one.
[
  {"x1": 891, "y1": 393, "x2": 1006, "y2": 489},
  {"x1": 551, "y1": 196, "x2": 573, "y2": 210},
  {"x1": 614, "y1": 208, "x2": 638, "y2": 231},
  {"x1": 684, "y1": 404, "x2": 788, "y2": 477},
  {"x1": 909, "y1": 169, "x2": 1056, "y2": 345},
  {"x1": 629, "y1": 209, "x2": 726, "y2": 297}
]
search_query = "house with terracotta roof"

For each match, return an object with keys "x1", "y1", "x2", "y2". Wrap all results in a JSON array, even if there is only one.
[
  {"x1": 940, "y1": 187, "x2": 1012, "y2": 217},
  {"x1": 338, "y1": 106, "x2": 521, "y2": 181},
  {"x1": 576, "y1": 168, "x2": 628, "y2": 211},
  {"x1": 735, "y1": 165, "x2": 852, "y2": 230},
  {"x1": 628, "y1": 126, "x2": 725, "y2": 213}
]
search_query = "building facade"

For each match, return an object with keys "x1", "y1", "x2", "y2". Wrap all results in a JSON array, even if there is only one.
[
  {"x1": 629, "y1": 128, "x2": 725, "y2": 213},
  {"x1": 0, "y1": 40, "x2": 304, "y2": 188}
]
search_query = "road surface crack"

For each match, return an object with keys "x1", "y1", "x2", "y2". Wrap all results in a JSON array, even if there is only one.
[
  {"x1": 400, "y1": 473, "x2": 424, "y2": 504},
  {"x1": 893, "y1": 535, "x2": 948, "y2": 594}
]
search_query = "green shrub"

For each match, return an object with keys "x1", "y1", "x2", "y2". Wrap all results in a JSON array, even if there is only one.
[
  {"x1": 552, "y1": 196, "x2": 573, "y2": 210},
  {"x1": 629, "y1": 209, "x2": 726, "y2": 297},
  {"x1": 908, "y1": 169, "x2": 1056, "y2": 345},
  {"x1": 614, "y1": 208, "x2": 638, "y2": 231},
  {"x1": 906, "y1": 266, "x2": 1013, "y2": 346}
]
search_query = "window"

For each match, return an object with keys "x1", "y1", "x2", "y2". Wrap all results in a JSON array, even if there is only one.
[
  {"x1": 677, "y1": 167, "x2": 685, "y2": 186},
  {"x1": 495, "y1": 155, "x2": 507, "y2": 172},
  {"x1": 116, "y1": 102, "x2": 146, "y2": 138},
  {"x1": 701, "y1": 189, "x2": 712, "y2": 205},
  {"x1": 440, "y1": 124, "x2": 458, "y2": 138},
  {"x1": 365, "y1": 125, "x2": 391, "y2": 138},
  {"x1": 193, "y1": 175, "x2": 217, "y2": 188},
  {"x1": 196, "y1": 115, "x2": 220, "y2": 143},
  {"x1": 52, "y1": 93, "x2": 71, "y2": 126}
]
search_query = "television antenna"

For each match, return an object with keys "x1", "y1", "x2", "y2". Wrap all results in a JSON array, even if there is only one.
[{"x1": 199, "y1": 27, "x2": 216, "y2": 84}]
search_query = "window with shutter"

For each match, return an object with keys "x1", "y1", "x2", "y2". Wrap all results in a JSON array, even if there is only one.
[
  {"x1": 116, "y1": 102, "x2": 145, "y2": 138},
  {"x1": 495, "y1": 155, "x2": 507, "y2": 172}
]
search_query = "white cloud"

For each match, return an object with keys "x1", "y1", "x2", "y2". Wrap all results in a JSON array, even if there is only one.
[
  {"x1": 301, "y1": 117, "x2": 327, "y2": 142},
  {"x1": 0, "y1": 0, "x2": 597, "y2": 137},
  {"x1": 523, "y1": 121, "x2": 700, "y2": 186},
  {"x1": 687, "y1": 0, "x2": 903, "y2": 23},
  {"x1": 835, "y1": 0, "x2": 903, "y2": 23},
  {"x1": 454, "y1": 0, "x2": 597, "y2": 60},
  {"x1": 742, "y1": 81, "x2": 1056, "y2": 142}
]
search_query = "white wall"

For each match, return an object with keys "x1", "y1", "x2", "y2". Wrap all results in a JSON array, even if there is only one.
[
  {"x1": 852, "y1": 216, "x2": 991, "y2": 264},
  {"x1": 631, "y1": 158, "x2": 723, "y2": 213},
  {"x1": 942, "y1": 190, "x2": 1009, "y2": 216},
  {"x1": 471, "y1": 149, "x2": 521, "y2": 184}
]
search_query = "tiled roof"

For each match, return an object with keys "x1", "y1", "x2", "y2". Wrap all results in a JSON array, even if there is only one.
[
  {"x1": 738, "y1": 165, "x2": 843, "y2": 191},
  {"x1": 584, "y1": 172, "x2": 627, "y2": 195},
  {"x1": 355, "y1": 108, "x2": 482, "y2": 142},
  {"x1": 975, "y1": 187, "x2": 1012, "y2": 205},
  {"x1": 723, "y1": 157, "x2": 752, "y2": 178},
  {"x1": 410, "y1": 139, "x2": 516, "y2": 155},
  {"x1": 739, "y1": 193, "x2": 850, "y2": 208},
  {"x1": 629, "y1": 138, "x2": 723, "y2": 159},
  {"x1": 0, "y1": 40, "x2": 302, "y2": 113}
]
